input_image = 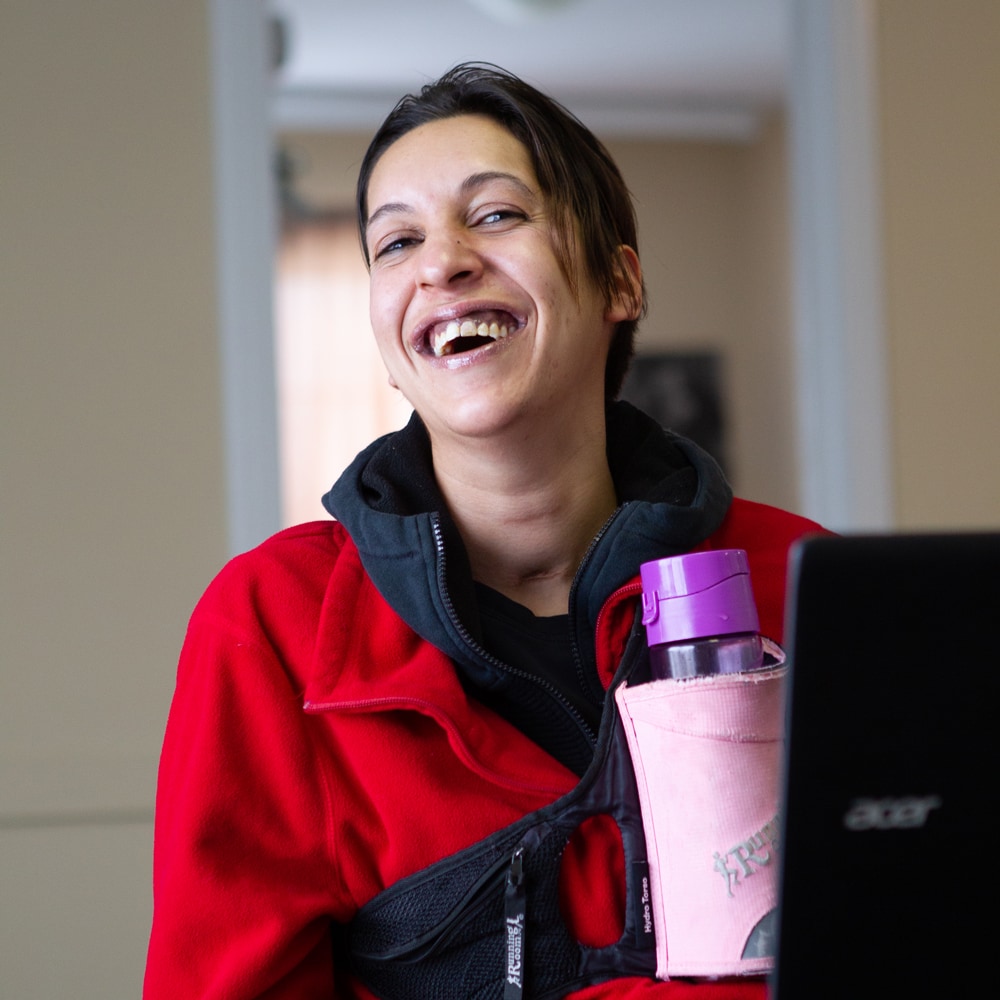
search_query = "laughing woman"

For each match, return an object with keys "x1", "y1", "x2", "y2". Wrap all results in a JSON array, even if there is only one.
[{"x1": 145, "y1": 64, "x2": 824, "y2": 999}]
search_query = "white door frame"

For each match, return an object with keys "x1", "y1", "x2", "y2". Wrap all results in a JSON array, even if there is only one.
[
  {"x1": 209, "y1": 0, "x2": 281, "y2": 555},
  {"x1": 788, "y1": 0, "x2": 894, "y2": 531}
]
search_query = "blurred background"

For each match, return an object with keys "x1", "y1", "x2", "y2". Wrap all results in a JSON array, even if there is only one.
[{"x1": 2, "y1": 1, "x2": 997, "y2": 995}]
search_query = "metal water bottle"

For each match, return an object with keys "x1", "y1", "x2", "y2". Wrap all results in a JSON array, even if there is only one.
[{"x1": 640, "y1": 549, "x2": 764, "y2": 680}]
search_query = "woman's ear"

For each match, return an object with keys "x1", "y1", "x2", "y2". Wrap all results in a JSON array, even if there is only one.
[{"x1": 605, "y1": 245, "x2": 643, "y2": 323}]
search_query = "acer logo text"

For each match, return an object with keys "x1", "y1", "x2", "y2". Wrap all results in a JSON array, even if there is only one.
[{"x1": 842, "y1": 795, "x2": 942, "y2": 831}]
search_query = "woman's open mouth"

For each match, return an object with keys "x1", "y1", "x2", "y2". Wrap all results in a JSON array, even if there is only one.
[{"x1": 424, "y1": 310, "x2": 520, "y2": 358}]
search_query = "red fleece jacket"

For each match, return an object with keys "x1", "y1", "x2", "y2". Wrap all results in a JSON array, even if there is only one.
[{"x1": 144, "y1": 498, "x2": 825, "y2": 998}]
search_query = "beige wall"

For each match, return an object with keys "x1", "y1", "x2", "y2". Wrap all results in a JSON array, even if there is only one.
[
  {"x1": 1, "y1": 1, "x2": 226, "y2": 996},
  {"x1": 876, "y1": 0, "x2": 1000, "y2": 529},
  {"x1": 611, "y1": 117, "x2": 798, "y2": 511}
]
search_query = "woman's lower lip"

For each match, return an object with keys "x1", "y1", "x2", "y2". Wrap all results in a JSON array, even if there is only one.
[{"x1": 424, "y1": 328, "x2": 520, "y2": 368}]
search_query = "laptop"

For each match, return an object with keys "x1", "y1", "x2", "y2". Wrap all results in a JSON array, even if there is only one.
[{"x1": 771, "y1": 532, "x2": 1000, "y2": 998}]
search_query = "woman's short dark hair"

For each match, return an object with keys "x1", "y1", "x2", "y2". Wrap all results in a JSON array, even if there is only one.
[{"x1": 356, "y1": 62, "x2": 646, "y2": 400}]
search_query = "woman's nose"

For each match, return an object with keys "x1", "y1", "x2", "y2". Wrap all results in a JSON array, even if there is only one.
[{"x1": 417, "y1": 230, "x2": 483, "y2": 288}]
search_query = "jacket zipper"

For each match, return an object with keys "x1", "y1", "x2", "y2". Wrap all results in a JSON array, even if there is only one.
[
  {"x1": 431, "y1": 514, "x2": 598, "y2": 747},
  {"x1": 566, "y1": 502, "x2": 631, "y2": 701}
]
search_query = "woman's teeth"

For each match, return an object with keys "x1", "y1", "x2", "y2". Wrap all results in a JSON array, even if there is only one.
[{"x1": 432, "y1": 318, "x2": 511, "y2": 357}]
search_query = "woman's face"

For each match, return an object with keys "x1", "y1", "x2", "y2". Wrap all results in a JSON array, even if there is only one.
[{"x1": 363, "y1": 114, "x2": 634, "y2": 447}]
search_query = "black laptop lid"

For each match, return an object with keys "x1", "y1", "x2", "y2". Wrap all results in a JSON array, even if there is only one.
[{"x1": 771, "y1": 532, "x2": 1000, "y2": 999}]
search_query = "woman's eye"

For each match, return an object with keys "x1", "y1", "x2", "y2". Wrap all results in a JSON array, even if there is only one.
[
  {"x1": 373, "y1": 234, "x2": 418, "y2": 260},
  {"x1": 478, "y1": 208, "x2": 524, "y2": 226}
]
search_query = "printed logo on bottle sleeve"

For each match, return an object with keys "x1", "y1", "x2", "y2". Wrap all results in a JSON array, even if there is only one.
[{"x1": 713, "y1": 814, "x2": 781, "y2": 899}]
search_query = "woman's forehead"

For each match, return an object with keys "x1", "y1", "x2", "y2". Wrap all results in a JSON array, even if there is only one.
[{"x1": 366, "y1": 115, "x2": 539, "y2": 212}]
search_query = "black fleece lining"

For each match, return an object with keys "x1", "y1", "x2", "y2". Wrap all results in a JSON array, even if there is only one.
[
  {"x1": 352, "y1": 414, "x2": 484, "y2": 643},
  {"x1": 476, "y1": 583, "x2": 602, "y2": 736}
]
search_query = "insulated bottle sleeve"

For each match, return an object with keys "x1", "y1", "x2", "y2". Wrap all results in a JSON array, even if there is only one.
[{"x1": 614, "y1": 642, "x2": 786, "y2": 980}]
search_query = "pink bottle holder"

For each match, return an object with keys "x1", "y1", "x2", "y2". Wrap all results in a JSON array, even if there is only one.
[{"x1": 615, "y1": 640, "x2": 786, "y2": 980}]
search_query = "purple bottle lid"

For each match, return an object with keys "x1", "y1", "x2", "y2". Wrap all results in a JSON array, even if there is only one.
[{"x1": 640, "y1": 549, "x2": 760, "y2": 646}]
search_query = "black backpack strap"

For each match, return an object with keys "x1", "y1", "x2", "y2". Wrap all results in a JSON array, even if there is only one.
[{"x1": 346, "y1": 624, "x2": 657, "y2": 999}]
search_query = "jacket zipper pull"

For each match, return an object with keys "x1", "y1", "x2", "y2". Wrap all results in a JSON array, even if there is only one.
[{"x1": 504, "y1": 847, "x2": 527, "y2": 1000}]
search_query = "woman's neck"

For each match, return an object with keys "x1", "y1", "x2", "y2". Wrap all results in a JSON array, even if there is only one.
[{"x1": 431, "y1": 416, "x2": 617, "y2": 617}]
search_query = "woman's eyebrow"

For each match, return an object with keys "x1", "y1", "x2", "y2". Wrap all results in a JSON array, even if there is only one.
[
  {"x1": 367, "y1": 171, "x2": 538, "y2": 228},
  {"x1": 366, "y1": 201, "x2": 412, "y2": 230},
  {"x1": 460, "y1": 171, "x2": 536, "y2": 199}
]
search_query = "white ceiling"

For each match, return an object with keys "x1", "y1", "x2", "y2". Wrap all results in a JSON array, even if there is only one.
[{"x1": 269, "y1": 0, "x2": 791, "y2": 140}]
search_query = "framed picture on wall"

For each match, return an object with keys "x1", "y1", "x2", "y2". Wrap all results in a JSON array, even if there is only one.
[{"x1": 620, "y1": 351, "x2": 728, "y2": 475}]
